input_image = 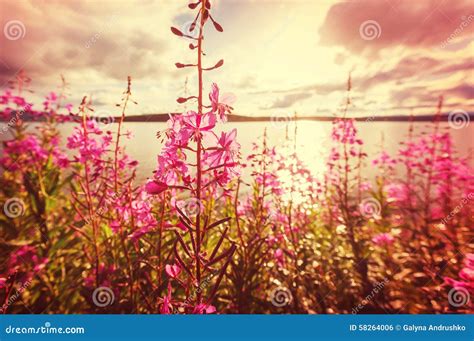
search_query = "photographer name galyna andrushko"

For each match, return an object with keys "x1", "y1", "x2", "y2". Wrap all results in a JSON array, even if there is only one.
[{"x1": 403, "y1": 324, "x2": 466, "y2": 332}]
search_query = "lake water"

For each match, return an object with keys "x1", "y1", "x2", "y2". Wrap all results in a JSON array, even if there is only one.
[{"x1": 1, "y1": 121, "x2": 473, "y2": 184}]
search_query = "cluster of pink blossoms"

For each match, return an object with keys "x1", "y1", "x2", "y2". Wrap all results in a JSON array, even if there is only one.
[
  {"x1": 372, "y1": 151, "x2": 397, "y2": 169},
  {"x1": 0, "y1": 90, "x2": 72, "y2": 171},
  {"x1": 1, "y1": 135, "x2": 69, "y2": 170},
  {"x1": 0, "y1": 90, "x2": 72, "y2": 122},
  {"x1": 67, "y1": 118, "x2": 155, "y2": 241},
  {"x1": 393, "y1": 131, "x2": 473, "y2": 218},
  {"x1": 444, "y1": 254, "x2": 474, "y2": 299},
  {"x1": 109, "y1": 189, "x2": 157, "y2": 241},
  {"x1": 246, "y1": 142, "x2": 283, "y2": 195},
  {"x1": 67, "y1": 120, "x2": 138, "y2": 177},
  {"x1": 0, "y1": 245, "x2": 48, "y2": 288},
  {"x1": 330, "y1": 118, "x2": 363, "y2": 145},
  {"x1": 327, "y1": 118, "x2": 365, "y2": 173},
  {"x1": 383, "y1": 183, "x2": 409, "y2": 203},
  {"x1": 0, "y1": 90, "x2": 33, "y2": 120},
  {"x1": 67, "y1": 120, "x2": 114, "y2": 176},
  {"x1": 372, "y1": 232, "x2": 395, "y2": 246},
  {"x1": 149, "y1": 83, "x2": 240, "y2": 194}
]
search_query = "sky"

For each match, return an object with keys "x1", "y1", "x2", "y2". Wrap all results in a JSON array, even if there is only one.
[{"x1": 0, "y1": 0, "x2": 473, "y2": 118}]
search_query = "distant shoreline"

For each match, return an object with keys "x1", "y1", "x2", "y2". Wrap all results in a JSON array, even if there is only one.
[
  {"x1": 1, "y1": 112, "x2": 473, "y2": 123},
  {"x1": 125, "y1": 113, "x2": 473, "y2": 123}
]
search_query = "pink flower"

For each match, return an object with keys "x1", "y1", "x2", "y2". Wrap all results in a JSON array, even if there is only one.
[
  {"x1": 384, "y1": 183, "x2": 408, "y2": 203},
  {"x1": 193, "y1": 303, "x2": 217, "y2": 314},
  {"x1": 165, "y1": 264, "x2": 182, "y2": 279},
  {"x1": 108, "y1": 190, "x2": 156, "y2": 240},
  {"x1": 0, "y1": 90, "x2": 12, "y2": 104},
  {"x1": 145, "y1": 180, "x2": 168, "y2": 195},
  {"x1": 204, "y1": 129, "x2": 240, "y2": 167},
  {"x1": 331, "y1": 119, "x2": 362, "y2": 145},
  {"x1": 274, "y1": 248, "x2": 285, "y2": 267},
  {"x1": 372, "y1": 151, "x2": 397, "y2": 168},
  {"x1": 209, "y1": 83, "x2": 231, "y2": 122},
  {"x1": 154, "y1": 153, "x2": 189, "y2": 186},
  {"x1": 372, "y1": 233, "x2": 394, "y2": 246},
  {"x1": 42, "y1": 92, "x2": 58, "y2": 110},
  {"x1": 160, "y1": 282, "x2": 173, "y2": 314},
  {"x1": 444, "y1": 253, "x2": 474, "y2": 291},
  {"x1": 181, "y1": 111, "x2": 216, "y2": 141},
  {"x1": 460, "y1": 267, "x2": 474, "y2": 283},
  {"x1": 360, "y1": 181, "x2": 372, "y2": 192},
  {"x1": 12, "y1": 96, "x2": 27, "y2": 107}
]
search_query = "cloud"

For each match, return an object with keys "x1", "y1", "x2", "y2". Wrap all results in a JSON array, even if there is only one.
[
  {"x1": 0, "y1": 0, "x2": 182, "y2": 87},
  {"x1": 390, "y1": 83, "x2": 473, "y2": 108},
  {"x1": 443, "y1": 84, "x2": 474, "y2": 99},
  {"x1": 354, "y1": 56, "x2": 440, "y2": 90},
  {"x1": 319, "y1": 0, "x2": 473, "y2": 53},
  {"x1": 266, "y1": 92, "x2": 312, "y2": 109},
  {"x1": 251, "y1": 82, "x2": 343, "y2": 96}
]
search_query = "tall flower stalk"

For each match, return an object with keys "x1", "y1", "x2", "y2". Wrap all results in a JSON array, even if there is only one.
[{"x1": 148, "y1": 0, "x2": 239, "y2": 313}]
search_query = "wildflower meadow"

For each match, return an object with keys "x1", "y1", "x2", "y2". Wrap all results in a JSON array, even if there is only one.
[{"x1": 0, "y1": 0, "x2": 473, "y2": 316}]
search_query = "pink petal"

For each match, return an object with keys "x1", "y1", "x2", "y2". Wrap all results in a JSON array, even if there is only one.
[{"x1": 145, "y1": 180, "x2": 168, "y2": 195}]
